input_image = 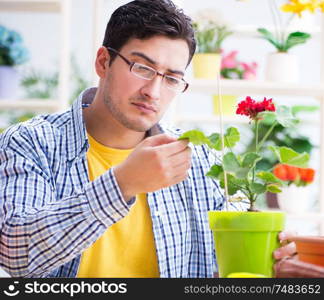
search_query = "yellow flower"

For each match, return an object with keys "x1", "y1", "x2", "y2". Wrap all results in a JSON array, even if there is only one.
[
  {"x1": 281, "y1": 0, "x2": 312, "y2": 17},
  {"x1": 305, "y1": 0, "x2": 320, "y2": 13},
  {"x1": 319, "y1": 0, "x2": 324, "y2": 12}
]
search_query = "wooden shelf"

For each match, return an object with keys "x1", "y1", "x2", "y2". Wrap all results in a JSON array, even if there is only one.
[
  {"x1": 188, "y1": 79, "x2": 324, "y2": 98},
  {"x1": 0, "y1": 0, "x2": 61, "y2": 12}
]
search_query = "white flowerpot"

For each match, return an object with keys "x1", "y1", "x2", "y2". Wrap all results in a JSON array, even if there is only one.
[
  {"x1": 265, "y1": 52, "x2": 299, "y2": 83},
  {"x1": 277, "y1": 185, "x2": 310, "y2": 214},
  {"x1": 0, "y1": 66, "x2": 19, "y2": 99}
]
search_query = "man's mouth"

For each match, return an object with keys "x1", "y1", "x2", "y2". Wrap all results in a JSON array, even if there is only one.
[{"x1": 132, "y1": 102, "x2": 157, "y2": 113}]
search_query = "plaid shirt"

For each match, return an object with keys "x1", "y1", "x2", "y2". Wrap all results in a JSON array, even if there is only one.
[{"x1": 0, "y1": 88, "x2": 247, "y2": 278}]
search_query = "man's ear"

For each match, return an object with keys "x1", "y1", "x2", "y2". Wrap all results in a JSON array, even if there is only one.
[{"x1": 95, "y1": 46, "x2": 110, "y2": 78}]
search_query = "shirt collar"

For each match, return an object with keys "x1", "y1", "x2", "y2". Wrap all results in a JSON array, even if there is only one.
[{"x1": 67, "y1": 87, "x2": 164, "y2": 161}]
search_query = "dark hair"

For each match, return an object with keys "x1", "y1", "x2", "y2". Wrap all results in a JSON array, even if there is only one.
[{"x1": 103, "y1": 0, "x2": 196, "y2": 66}]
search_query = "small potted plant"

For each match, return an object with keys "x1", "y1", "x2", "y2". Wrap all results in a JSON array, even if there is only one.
[
  {"x1": 256, "y1": 0, "x2": 322, "y2": 82},
  {"x1": 273, "y1": 163, "x2": 315, "y2": 213},
  {"x1": 192, "y1": 9, "x2": 232, "y2": 79},
  {"x1": 179, "y1": 96, "x2": 313, "y2": 277},
  {"x1": 0, "y1": 24, "x2": 29, "y2": 99}
]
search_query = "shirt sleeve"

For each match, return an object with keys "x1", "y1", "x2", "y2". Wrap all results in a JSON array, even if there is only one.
[{"x1": 0, "y1": 147, "x2": 130, "y2": 278}]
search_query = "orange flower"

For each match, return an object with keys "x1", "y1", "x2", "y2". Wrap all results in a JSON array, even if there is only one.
[
  {"x1": 273, "y1": 164, "x2": 316, "y2": 185},
  {"x1": 273, "y1": 164, "x2": 299, "y2": 181},
  {"x1": 299, "y1": 168, "x2": 315, "y2": 183}
]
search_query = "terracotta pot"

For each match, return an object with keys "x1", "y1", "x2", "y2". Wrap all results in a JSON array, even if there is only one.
[{"x1": 291, "y1": 236, "x2": 324, "y2": 267}]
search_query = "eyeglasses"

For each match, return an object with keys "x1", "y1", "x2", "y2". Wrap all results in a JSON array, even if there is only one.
[{"x1": 107, "y1": 47, "x2": 189, "y2": 93}]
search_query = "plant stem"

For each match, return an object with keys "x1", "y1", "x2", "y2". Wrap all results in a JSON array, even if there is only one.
[
  {"x1": 268, "y1": 0, "x2": 281, "y2": 47},
  {"x1": 256, "y1": 121, "x2": 278, "y2": 152},
  {"x1": 255, "y1": 120, "x2": 259, "y2": 153},
  {"x1": 252, "y1": 119, "x2": 259, "y2": 184}
]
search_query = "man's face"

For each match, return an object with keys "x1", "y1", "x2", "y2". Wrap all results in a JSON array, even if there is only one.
[{"x1": 102, "y1": 36, "x2": 190, "y2": 132}]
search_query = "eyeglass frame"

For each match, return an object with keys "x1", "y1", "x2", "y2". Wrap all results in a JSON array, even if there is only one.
[{"x1": 106, "y1": 47, "x2": 189, "y2": 93}]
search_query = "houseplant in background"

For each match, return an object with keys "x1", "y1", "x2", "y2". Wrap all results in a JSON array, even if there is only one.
[
  {"x1": 273, "y1": 163, "x2": 315, "y2": 213},
  {"x1": 192, "y1": 9, "x2": 233, "y2": 79},
  {"x1": 0, "y1": 24, "x2": 29, "y2": 99},
  {"x1": 257, "y1": 0, "x2": 320, "y2": 83},
  {"x1": 179, "y1": 96, "x2": 313, "y2": 277},
  {"x1": 213, "y1": 50, "x2": 258, "y2": 115}
]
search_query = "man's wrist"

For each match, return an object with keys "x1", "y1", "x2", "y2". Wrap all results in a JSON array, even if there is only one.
[{"x1": 113, "y1": 165, "x2": 135, "y2": 203}]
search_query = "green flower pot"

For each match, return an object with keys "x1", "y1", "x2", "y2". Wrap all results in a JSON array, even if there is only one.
[{"x1": 208, "y1": 211, "x2": 285, "y2": 278}]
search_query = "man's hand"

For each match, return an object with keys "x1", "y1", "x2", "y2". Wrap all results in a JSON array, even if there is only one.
[
  {"x1": 114, "y1": 134, "x2": 192, "y2": 202},
  {"x1": 273, "y1": 231, "x2": 297, "y2": 260},
  {"x1": 273, "y1": 230, "x2": 297, "y2": 277}
]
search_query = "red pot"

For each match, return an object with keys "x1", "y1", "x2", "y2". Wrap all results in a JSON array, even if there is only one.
[{"x1": 291, "y1": 236, "x2": 324, "y2": 267}]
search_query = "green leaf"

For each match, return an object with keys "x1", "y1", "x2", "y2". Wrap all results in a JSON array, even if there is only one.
[
  {"x1": 178, "y1": 130, "x2": 211, "y2": 146},
  {"x1": 257, "y1": 28, "x2": 282, "y2": 51},
  {"x1": 266, "y1": 184, "x2": 282, "y2": 193},
  {"x1": 275, "y1": 105, "x2": 299, "y2": 128},
  {"x1": 219, "y1": 173, "x2": 247, "y2": 195},
  {"x1": 269, "y1": 146, "x2": 310, "y2": 167},
  {"x1": 223, "y1": 152, "x2": 240, "y2": 173},
  {"x1": 223, "y1": 152, "x2": 251, "y2": 179},
  {"x1": 208, "y1": 133, "x2": 221, "y2": 148},
  {"x1": 256, "y1": 171, "x2": 282, "y2": 184},
  {"x1": 291, "y1": 105, "x2": 319, "y2": 115},
  {"x1": 206, "y1": 164, "x2": 223, "y2": 179},
  {"x1": 259, "y1": 111, "x2": 277, "y2": 125},
  {"x1": 284, "y1": 31, "x2": 311, "y2": 51},
  {"x1": 250, "y1": 182, "x2": 266, "y2": 194},
  {"x1": 209, "y1": 127, "x2": 240, "y2": 150},
  {"x1": 242, "y1": 152, "x2": 262, "y2": 168}
]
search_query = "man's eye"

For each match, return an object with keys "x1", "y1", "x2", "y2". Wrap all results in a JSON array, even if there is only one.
[
  {"x1": 165, "y1": 76, "x2": 180, "y2": 85},
  {"x1": 134, "y1": 64, "x2": 153, "y2": 74}
]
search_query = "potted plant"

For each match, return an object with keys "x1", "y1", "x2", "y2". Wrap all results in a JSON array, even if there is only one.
[
  {"x1": 273, "y1": 163, "x2": 315, "y2": 213},
  {"x1": 192, "y1": 9, "x2": 232, "y2": 79},
  {"x1": 242, "y1": 105, "x2": 318, "y2": 209},
  {"x1": 0, "y1": 24, "x2": 29, "y2": 99},
  {"x1": 179, "y1": 96, "x2": 313, "y2": 277},
  {"x1": 257, "y1": 0, "x2": 319, "y2": 83},
  {"x1": 213, "y1": 50, "x2": 258, "y2": 116}
]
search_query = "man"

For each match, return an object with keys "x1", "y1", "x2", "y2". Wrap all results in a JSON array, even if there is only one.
[{"x1": 0, "y1": 0, "x2": 290, "y2": 278}]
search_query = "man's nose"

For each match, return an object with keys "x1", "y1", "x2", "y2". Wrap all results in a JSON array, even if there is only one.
[{"x1": 140, "y1": 75, "x2": 163, "y2": 101}]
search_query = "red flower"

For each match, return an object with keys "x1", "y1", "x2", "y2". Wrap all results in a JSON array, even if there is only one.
[{"x1": 236, "y1": 96, "x2": 275, "y2": 120}]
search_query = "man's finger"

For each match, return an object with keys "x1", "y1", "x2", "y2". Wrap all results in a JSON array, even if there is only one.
[
  {"x1": 274, "y1": 241, "x2": 297, "y2": 259},
  {"x1": 157, "y1": 139, "x2": 189, "y2": 155},
  {"x1": 279, "y1": 230, "x2": 297, "y2": 242}
]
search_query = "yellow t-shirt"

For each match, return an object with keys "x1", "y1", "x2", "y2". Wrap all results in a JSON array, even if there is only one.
[{"x1": 77, "y1": 134, "x2": 159, "y2": 277}]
